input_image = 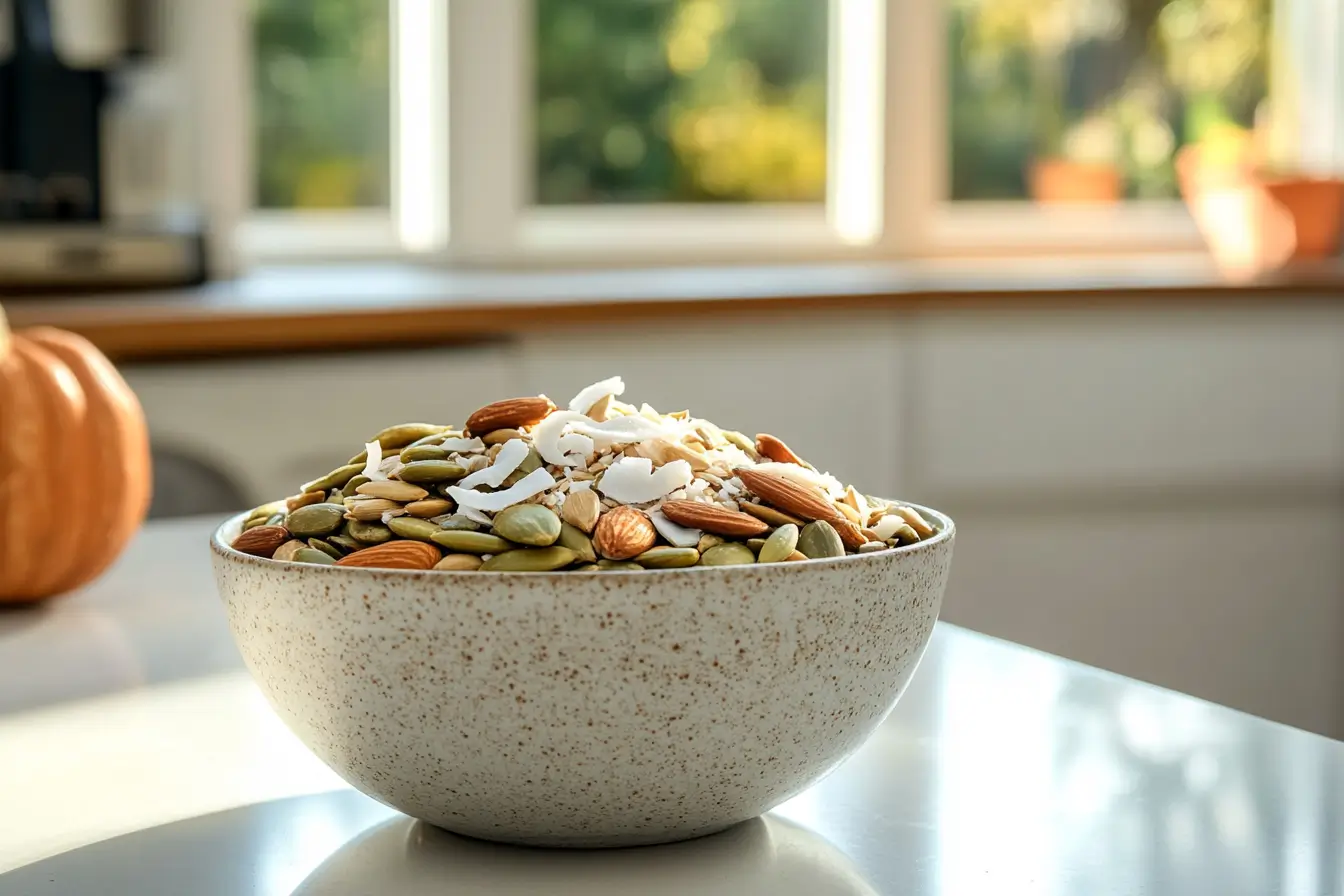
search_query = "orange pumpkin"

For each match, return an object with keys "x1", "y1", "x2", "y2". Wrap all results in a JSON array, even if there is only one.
[{"x1": 0, "y1": 304, "x2": 152, "y2": 602}]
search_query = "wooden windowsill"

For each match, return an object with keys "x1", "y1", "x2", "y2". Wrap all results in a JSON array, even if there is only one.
[{"x1": 4, "y1": 253, "x2": 1343, "y2": 362}]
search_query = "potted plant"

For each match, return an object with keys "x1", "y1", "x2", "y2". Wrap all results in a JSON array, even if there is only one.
[{"x1": 1029, "y1": 110, "x2": 1124, "y2": 203}]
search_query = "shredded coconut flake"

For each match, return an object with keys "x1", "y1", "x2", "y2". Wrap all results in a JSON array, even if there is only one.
[
  {"x1": 597, "y1": 457, "x2": 692, "y2": 505},
  {"x1": 647, "y1": 508, "x2": 701, "y2": 548},
  {"x1": 448, "y1": 468, "x2": 557, "y2": 512},
  {"x1": 459, "y1": 439, "x2": 529, "y2": 489},
  {"x1": 360, "y1": 442, "x2": 386, "y2": 481},
  {"x1": 439, "y1": 437, "x2": 485, "y2": 453},
  {"x1": 872, "y1": 514, "x2": 903, "y2": 540},
  {"x1": 568, "y1": 376, "x2": 626, "y2": 415}
]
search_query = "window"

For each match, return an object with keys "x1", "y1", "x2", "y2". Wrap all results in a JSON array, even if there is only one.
[
  {"x1": 534, "y1": 0, "x2": 829, "y2": 205},
  {"x1": 948, "y1": 0, "x2": 1271, "y2": 203},
  {"x1": 227, "y1": 0, "x2": 1336, "y2": 265},
  {"x1": 253, "y1": 0, "x2": 392, "y2": 210}
]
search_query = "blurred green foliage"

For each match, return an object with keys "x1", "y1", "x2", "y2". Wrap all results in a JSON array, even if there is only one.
[
  {"x1": 535, "y1": 0, "x2": 828, "y2": 203},
  {"x1": 949, "y1": 0, "x2": 1270, "y2": 201},
  {"x1": 253, "y1": 0, "x2": 390, "y2": 209}
]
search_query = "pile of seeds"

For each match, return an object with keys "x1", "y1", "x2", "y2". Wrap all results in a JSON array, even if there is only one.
[{"x1": 232, "y1": 377, "x2": 938, "y2": 571}]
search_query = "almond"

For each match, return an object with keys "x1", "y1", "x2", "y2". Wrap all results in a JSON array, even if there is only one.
[
  {"x1": 560, "y1": 488, "x2": 601, "y2": 533},
  {"x1": 660, "y1": 500, "x2": 769, "y2": 538},
  {"x1": 735, "y1": 467, "x2": 867, "y2": 550},
  {"x1": 465, "y1": 396, "x2": 556, "y2": 434},
  {"x1": 336, "y1": 541, "x2": 441, "y2": 570},
  {"x1": 735, "y1": 467, "x2": 837, "y2": 524},
  {"x1": 592, "y1": 505, "x2": 657, "y2": 560},
  {"x1": 232, "y1": 524, "x2": 291, "y2": 558},
  {"x1": 755, "y1": 433, "x2": 805, "y2": 466}
]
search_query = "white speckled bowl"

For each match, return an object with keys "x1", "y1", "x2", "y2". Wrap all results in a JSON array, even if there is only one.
[{"x1": 210, "y1": 504, "x2": 954, "y2": 848}]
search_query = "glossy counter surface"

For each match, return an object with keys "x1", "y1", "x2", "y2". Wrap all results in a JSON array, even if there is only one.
[{"x1": 1, "y1": 518, "x2": 1341, "y2": 894}]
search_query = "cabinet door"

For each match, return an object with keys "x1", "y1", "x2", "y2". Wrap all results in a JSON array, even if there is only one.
[
  {"x1": 909, "y1": 305, "x2": 1344, "y2": 496},
  {"x1": 516, "y1": 317, "x2": 905, "y2": 497},
  {"x1": 125, "y1": 345, "x2": 513, "y2": 509},
  {"x1": 942, "y1": 505, "x2": 1344, "y2": 739}
]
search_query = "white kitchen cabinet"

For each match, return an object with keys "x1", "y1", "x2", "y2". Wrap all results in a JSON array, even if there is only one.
[
  {"x1": 942, "y1": 505, "x2": 1344, "y2": 737},
  {"x1": 125, "y1": 345, "x2": 513, "y2": 506},
  {"x1": 907, "y1": 305, "x2": 1344, "y2": 497}
]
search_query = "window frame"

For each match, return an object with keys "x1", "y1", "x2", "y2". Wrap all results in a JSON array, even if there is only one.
[{"x1": 235, "y1": 0, "x2": 1321, "y2": 269}]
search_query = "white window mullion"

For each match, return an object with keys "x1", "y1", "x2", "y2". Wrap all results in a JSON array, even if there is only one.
[
  {"x1": 444, "y1": 0, "x2": 530, "y2": 265},
  {"x1": 392, "y1": 0, "x2": 450, "y2": 253},
  {"x1": 1274, "y1": 0, "x2": 1344, "y2": 174},
  {"x1": 879, "y1": 0, "x2": 941, "y2": 257},
  {"x1": 827, "y1": 0, "x2": 886, "y2": 247}
]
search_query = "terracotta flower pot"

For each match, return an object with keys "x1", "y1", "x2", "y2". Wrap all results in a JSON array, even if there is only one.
[
  {"x1": 1261, "y1": 178, "x2": 1344, "y2": 259},
  {"x1": 1177, "y1": 143, "x2": 1344, "y2": 273},
  {"x1": 1028, "y1": 159, "x2": 1123, "y2": 204}
]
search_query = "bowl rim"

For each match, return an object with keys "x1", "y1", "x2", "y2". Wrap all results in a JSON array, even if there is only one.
[{"x1": 211, "y1": 500, "x2": 954, "y2": 579}]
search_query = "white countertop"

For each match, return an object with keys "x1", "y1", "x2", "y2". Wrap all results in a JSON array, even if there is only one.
[{"x1": 1, "y1": 517, "x2": 1342, "y2": 895}]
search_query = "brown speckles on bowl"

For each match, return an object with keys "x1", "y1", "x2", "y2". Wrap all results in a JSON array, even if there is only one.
[{"x1": 210, "y1": 503, "x2": 954, "y2": 848}]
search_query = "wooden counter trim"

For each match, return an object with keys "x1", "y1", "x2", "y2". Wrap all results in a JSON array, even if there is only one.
[{"x1": 5, "y1": 256, "x2": 1343, "y2": 362}]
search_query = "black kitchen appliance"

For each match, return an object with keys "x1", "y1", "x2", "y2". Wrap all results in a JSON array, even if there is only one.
[{"x1": 0, "y1": 0, "x2": 205, "y2": 290}]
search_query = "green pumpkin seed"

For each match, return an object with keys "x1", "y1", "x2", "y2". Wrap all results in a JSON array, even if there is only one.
[
  {"x1": 892, "y1": 523, "x2": 921, "y2": 545},
  {"x1": 501, "y1": 469, "x2": 529, "y2": 487},
  {"x1": 696, "y1": 533, "x2": 724, "y2": 553},
  {"x1": 388, "y1": 517, "x2": 442, "y2": 542},
  {"x1": 356, "y1": 480, "x2": 428, "y2": 502},
  {"x1": 265, "y1": 512, "x2": 286, "y2": 526},
  {"x1": 722, "y1": 430, "x2": 761, "y2": 458},
  {"x1": 285, "y1": 503, "x2": 346, "y2": 538},
  {"x1": 307, "y1": 538, "x2": 343, "y2": 559},
  {"x1": 293, "y1": 547, "x2": 337, "y2": 565},
  {"x1": 433, "y1": 553, "x2": 483, "y2": 571},
  {"x1": 347, "y1": 449, "x2": 368, "y2": 465},
  {"x1": 480, "y1": 547, "x2": 578, "y2": 572},
  {"x1": 369, "y1": 423, "x2": 450, "y2": 451},
  {"x1": 245, "y1": 500, "x2": 286, "y2": 524},
  {"x1": 574, "y1": 563, "x2": 602, "y2": 572},
  {"x1": 596, "y1": 560, "x2": 642, "y2": 571},
  {"x1": 740, "y1": 502, "x2": 804, "y2": 528},
  {"x1": 492, "y1": 504, "x2": 561, "y2": 546},
  {"x1": 400, "y1": 445, "x2": 449, "y2": 463},
  {"x1": 345, "y1": 475, "x2": 371, "y2": 494},
  {"x1": 481, "y1": 428, "x2": 523, "y2": 446},
  {"x1": 758, "y1": 523, "x2": 799, "y2": 564},
  {"x1": 430, "y1": 530, "x2": 515, "y2": 554},
  {"x1": 797, "y1": 520, "x2": 845, "y2": 559},
  {"x1": 346, "y1": 520, "x2": 394, "y2": 545},
  {"x1": 555, "y1": 522, "x2": 597, "y2": 562},
  {"x1": 635, "y1": 547, "x2": 700, "y2": 569},
  {"x1": 745, "y1": 538, "x2": 767, "y2": 553},
  {"x1": 858, "y1": 541, "x2": 888, "y2": 554},
  {"x1": 517, "y1": 446, "x2": 543, "y2": 474},
  {"x1": 327, "y1": 534, "x2": 362, "y2": 553},
  {"x1": 242, "y1": 515, "x2": 270, "y2": 531},
  {"x1": 302, "y1": 463, "x2": 364, "y2": 494},
  {"x1": 436, "y1": 515, "x2": 481, "y2": 531},
  {"x1": 397, "y1": 460, "x2": 467, "y2": 484},
  {"x1": 699, "y1": 543, "x2": 756, "y2": 566}
]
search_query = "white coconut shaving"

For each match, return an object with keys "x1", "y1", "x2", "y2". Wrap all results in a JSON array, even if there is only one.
[
  {"x1": 458, "y1": 439, "x2": 529, "y2": 489},
  {"x1": 597, "y1": 457, "x2": 692, "y2": 504},
  {"x1": 533, "y1": 411, "x2": 590, "y2": 466},
  {"x1": 568, "y1": 479, "x2": 593, "y2": 493},
  {"x1": 439, "y1": 437, "x2": 484, "y2": 453},
  {"x1": 360, "y1": 441, "x2": 386, "y2": 481},
  {"x1": 448, "y1": 468, "x2": 556, "y2": 512},
  {"x1": 568, "y1": 376, "x2": 625, "y2": 415},
  {"x1": 871, "y1": 513, "x2": 904, "y2": 540},
  {"x1": 647, "y1": 508, "x2": 701, "y2": 548},
  {"x1": 557, "y1": 432, "x2": 595, "y2": 464}
]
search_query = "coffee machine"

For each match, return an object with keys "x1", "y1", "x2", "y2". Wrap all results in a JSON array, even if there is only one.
[{"x1": 0, "y1": 0, "x2": 207, "y2": 289}]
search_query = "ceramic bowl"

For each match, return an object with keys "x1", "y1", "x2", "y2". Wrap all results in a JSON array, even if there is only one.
[{"x1": 210, "y1": 504, "x2": 954, "y2": 848}]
